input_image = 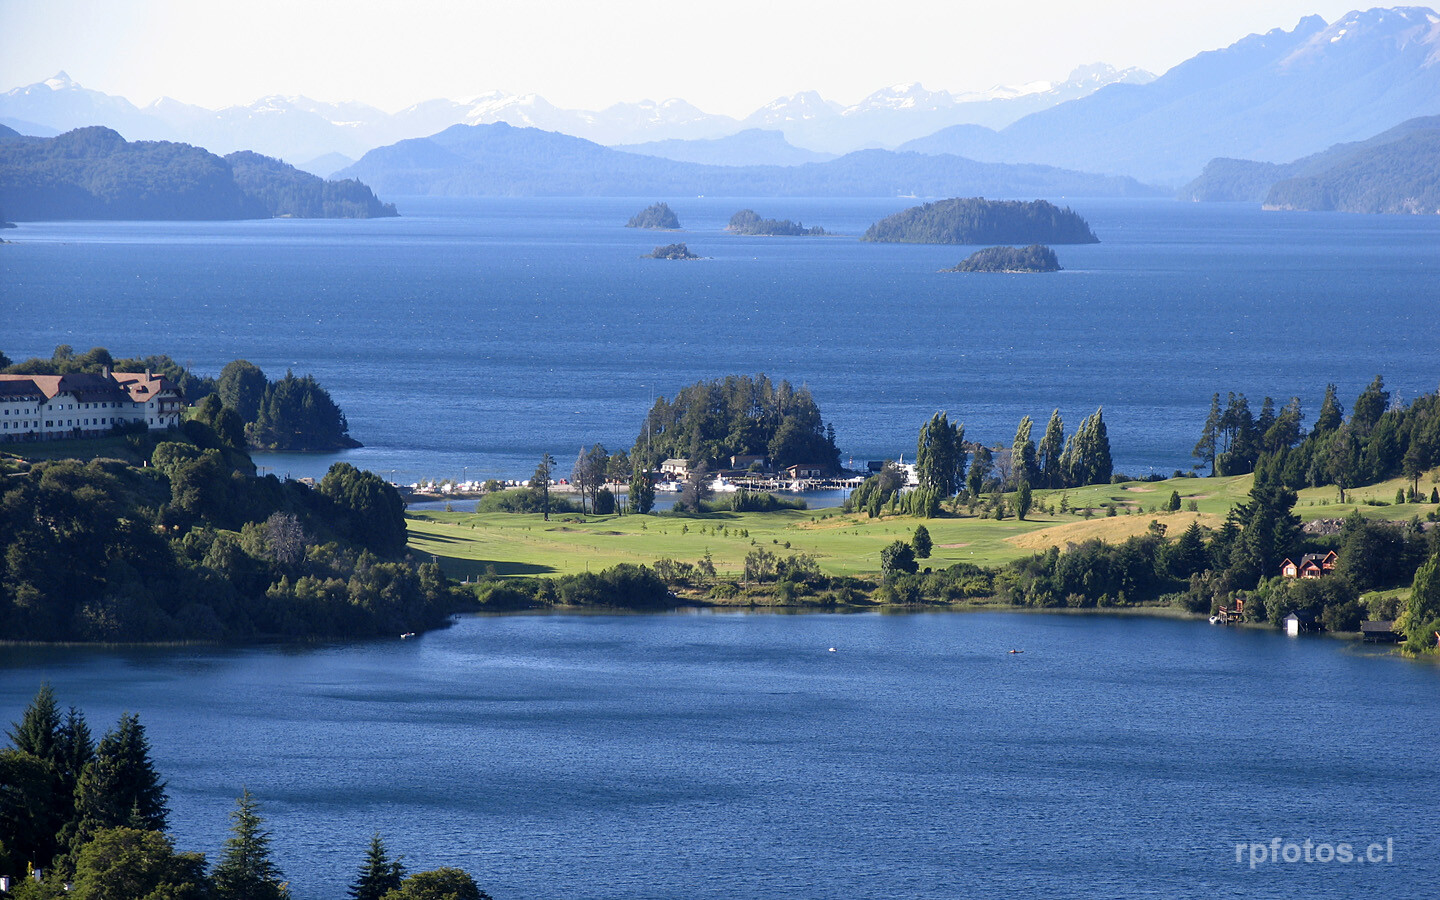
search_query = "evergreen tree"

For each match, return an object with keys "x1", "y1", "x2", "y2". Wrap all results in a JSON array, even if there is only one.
[
  {"x1": 217, "y1": 360, "x2": 268, "y2": 424},
  {"x1": 1264, "y1": 396, "x2": 1305, "y2": 453},
  {"x1": 911, "y1": 525, "x2": 932, "y2": 560},
  {"x1": 1229, "y1": 455, "x2": 1301, "y2": 586},
  {"x1": 1314, "y1": 384, "x2": 1344, "y2": 435},
  {"x1": 213, "y1": 788, "x2": 288, "y2": 900},
  {"x1": 1350, "y1": 375, "x2": 1389, "y2": 436},
  {"x1": 627, "y1": 467, "x2": 654, "y2": 514},
  {"x1": 1167, "y1": 520, "x2": 1209, "y2": 579},
  {"x1": 71, "y1": 712, "x2": 168, "y2": 848},
  {"x1": 1193, "y1": 393, "x2": 1221, "y2": 476},
  {"x1": 1166, "y1": 490, "x2": 1182, "y2": 512},
  {"x1": 1038, "y1": 409, "x2": 1064, "y2": 488},
  {"x1": 8, "y1": 683, "x2": 61, "y2": 763},
  {"x1": 349, "y1": 832, "x2": 405, "y2": 900},
  {"x1": 1012, "y1": 416, "x2": 1039, "y2": 488}
]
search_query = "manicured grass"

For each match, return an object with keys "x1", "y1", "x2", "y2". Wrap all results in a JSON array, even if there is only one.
[
  {"x1": 0, "y1": 434, "x2": 142, "y2": 463},
  {"x1": 408, "y1": 466, "x2": 1440, "y2": 582}
]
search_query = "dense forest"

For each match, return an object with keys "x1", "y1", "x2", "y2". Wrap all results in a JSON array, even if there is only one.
[
  {"x1": 726, "y1": 209, "x2": 825, "y2": 235},
  {"x1": 625, "y1": 201, "x2": 680, "y2": 229},
  {"x1": 0, "y1": 408, "x2": 467, "y2": 641},
  {"x1": 1190, "y1": 378, "x2": 1440, "y2": 498},
  {"x1": 0, "y1": 127, "x2": 397, "y2": 221},
  {"x1": 944, "y1": 244, "x2": 1060, "y2": 272},
  {"x1": 3, "y1": 347, "x2": 360, "y2": 451},
  {"x1": 861, "y1": 198, "x2": 1099, "y2": 245},
  {"x1": 1264, "y1": 131, "x2": 1440, "y2": 214},
  {"x1": 1, "y1": 686, "x2": 492, "y2": 898},
  {"x1": 633, "y1": 374, "x2": 842, "y2": 474},
  {"x1": 226, "y1": 151, "x2": 398, "y2": 218}
]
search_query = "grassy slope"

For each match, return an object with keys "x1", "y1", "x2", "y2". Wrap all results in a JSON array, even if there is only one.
[{"x1": 408, "y1": 468, "x2": 1440, "y2": 581}]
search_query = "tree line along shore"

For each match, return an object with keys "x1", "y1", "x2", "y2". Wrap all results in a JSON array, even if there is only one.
[{"x1": 2, "y1": 356, "x2": 1438, "y2": 652}]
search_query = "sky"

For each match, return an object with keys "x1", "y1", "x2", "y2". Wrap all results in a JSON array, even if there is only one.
[{"x1": 0, "y1": 0, "x2": 1369, "y2": 114}]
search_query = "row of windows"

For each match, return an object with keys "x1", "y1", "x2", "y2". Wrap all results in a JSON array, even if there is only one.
[
  {"x1": 2, "y1": 415, "x2": 178, "y2": 431},
  {"x1": 2, "y1": 402, "x2": 153, "y2": 416}
]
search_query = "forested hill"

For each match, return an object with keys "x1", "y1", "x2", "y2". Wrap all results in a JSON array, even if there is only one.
[
  {"x1": 1180, "y1": 114, "x2": 1440, "y2": 204},
  {"x1": 1263, "y1": 131, "x2": 1440, "y2": 214},
  {"x1": 862, "y1": 198, "x2": 1099, "y2": 244},
  {"x1": 335, "y1": 121, "x2": 1159, "y2": 198},
  {"x1": 0, "y1": 126, "x2": 397, "y2": 220}
]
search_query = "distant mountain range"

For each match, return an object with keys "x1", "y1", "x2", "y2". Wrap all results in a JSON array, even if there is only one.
[
  {"x1": 334, "y1": 122, "x2": 1157, "y2": 199},
  {"x1": 0, "y1": 65, "x2": 1149, "y2": 169},
  {"x1": 6, "y1": 7, "x2": 1439, "y2": 187},
  {"x1": 1181, "y1": 114, "x2": 1440, "y2": 205},
  {"x1": 897, "y1": 7, "x2": 1440, "y2": 184},
  {"x1": 0, "y1": 126, "x2": 396, "y2": 220}
]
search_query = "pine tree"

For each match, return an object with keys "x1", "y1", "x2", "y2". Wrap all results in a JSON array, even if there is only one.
[
  {"x1": 8, "y1": 682, "x2": 61, "y2": 763},
  {"x1": 70, "y1": 712, "x2": 168, "y2": 849},
  {"x1": 213, "y1": 788, "x2": 289, "y2": 900},
  {"x1": 1314, "y1": 384, "x2": 1344, "y2": 435},
  {"x1": 349, "y1": 832, "x2": 405, "y2": 900}
]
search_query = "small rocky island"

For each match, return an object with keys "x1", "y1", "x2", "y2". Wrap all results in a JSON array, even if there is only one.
[
  {"x1": 726, "y1": 209, "x2": 826, "y2": 236},
  {"x1": 944, "y1": 244, "x2": 1061, "y2": 273},
  {"x1": 862, "y1": 197, "x2": 1098, "y2": 245},
  {"x1": 644, "y1": 242, "x2": 701, "y2": 260},
  {"x1": 627, "y1": 201, "x2": 681, "y2": 229}
]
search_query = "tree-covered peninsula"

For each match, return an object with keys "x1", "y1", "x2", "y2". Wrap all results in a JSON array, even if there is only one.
[
  {"x1": 633, "y1": 374, "x2": 842, "y2": 473},
  {"x1": 0, "y1": 418, "x2": 469, "y2": 641},
  {"x1": 726, "y1": 209, "x2": 826, "y2": 235},
  {"x1": 944, "y1": 244, "x2": 1061, "y2": 272},
  {"x1": 4, "y1": 346, "x2": 360, "y2": 451},
  {"x1": 0, "y1": 126, "x2": 397, "y2": 221},
  {"x1": 862, "y1": 197, "x2": 1099, "y2": 245},
  {"x1": 626, "y1": 201, "x2": 681, "y2": 229}
]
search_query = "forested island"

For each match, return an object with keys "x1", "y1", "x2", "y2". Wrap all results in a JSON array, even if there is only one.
[
  {"x1": 862, "y1": 198, "x2": 1099, "y2": 245},
  {"x1": 3, "y1": 346, "x2": 361, "y2": 451},
  {"x1": 0, "y1": 126, "x2": 397, "y2": 221},
  {"x1": 1, "y1": 685, "x2": 493, "y2": 898},
  {"x1": 726, "y1": 209, "x2": 826, "y2": 235},
  {"x1": 643, "y1": 242, "x2": 700, "y2": 259},
  {"x1": 944, "y1": 244, "x2": 1060, "y2": 272},
  {"x1": 626, "y1": 201, "x2": 681, "y2": 229}
]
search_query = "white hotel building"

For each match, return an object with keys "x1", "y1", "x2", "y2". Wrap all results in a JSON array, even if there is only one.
[{"x1": 0, "y1": 369, "x2": 185, "y2": 441}]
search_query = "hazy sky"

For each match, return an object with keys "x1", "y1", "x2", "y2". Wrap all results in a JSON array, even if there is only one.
[{"x1": 1, "y1": 0, "x2": 1366, "y2": 114}]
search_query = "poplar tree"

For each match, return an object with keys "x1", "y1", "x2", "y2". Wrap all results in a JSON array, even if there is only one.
[
  {"x1": 628, "y1": 467, "x2": 655, "y2": 514},
  {"x1": 530, "y1": 454, "x2": 555, "y2": 521},
  {"x1": 1038, "y1": 409, "x2": 1064, "y2": 489},
  {"x1": 916, "y1": 412, "x2": 965, "y2": 497},
  {"x1": 967, "y1": 446, "x2": 992, "y2": 498},
  {"x1": 213, "y1": 788, "x2": 289, "y2": 900},
  {"x1": 1012, "y1": 416, "x2": 1038, "y2": 488}
]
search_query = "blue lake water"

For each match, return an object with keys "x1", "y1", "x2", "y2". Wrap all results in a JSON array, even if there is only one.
[
  {"x1": 1, "y1": 612, "x2": 1435, "y2": 899},
  {"x1": 3, "y1": 197, "x2": 1438, "y2": 483}
]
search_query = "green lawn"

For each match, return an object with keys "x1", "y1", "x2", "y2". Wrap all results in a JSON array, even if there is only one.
[{"x1": 407, "y1": 466, "x2": 1440, "y2": 581}]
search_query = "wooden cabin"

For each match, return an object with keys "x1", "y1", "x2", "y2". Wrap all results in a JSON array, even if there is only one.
[{"x1": 1280, "y1": 551, "x2": 1337, "y2": 579}]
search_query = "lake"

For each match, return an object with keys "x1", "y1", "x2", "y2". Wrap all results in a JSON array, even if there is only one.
[
  {"x1": 3, "y1": 197, "x2": 1438, "y2": 483},
  {"x1": 1, "y1": 611, "x2": 1434, "y2": 898}
]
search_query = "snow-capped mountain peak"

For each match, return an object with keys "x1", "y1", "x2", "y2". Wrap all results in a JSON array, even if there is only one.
[{"x1": 43, "y1": 71, "x2": 76, "y2": 91}]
